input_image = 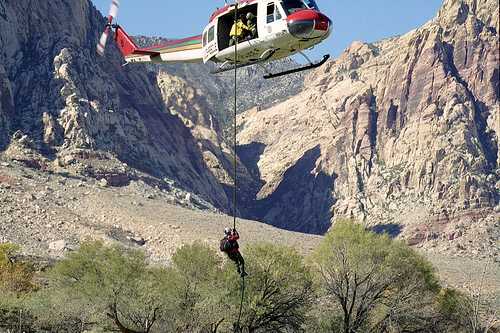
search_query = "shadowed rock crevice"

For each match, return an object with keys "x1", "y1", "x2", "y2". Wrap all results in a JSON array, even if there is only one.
[
  {"x1": 491, "y1": 68, "x2": 499, "y2": 100},
  {"x1": 237, "y1": 145, "x2": 335, "y2": 234},
  {"x1": 370, "y1": 223, "x2": 402, "y2": 238},
  {"x1": 237, "y1": 142, "x2": 266, "y2": 184},
  {"x1": 386, "y1": 100, "x2": 398, "y2": 132},
  {"x1": 0, "y1": 67, "x2": 14, "y2": 150},
  {"x1": 368, "y1": 92, "x2": 378, "y2": 170}
]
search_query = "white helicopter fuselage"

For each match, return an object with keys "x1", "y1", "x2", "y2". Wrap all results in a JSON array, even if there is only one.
[
  {"x1": 104, "y1": 0, "x2": 332, "y2": 76},
  {"x1": 202, "y1": 0, "x2": 332, "y2": 65}
]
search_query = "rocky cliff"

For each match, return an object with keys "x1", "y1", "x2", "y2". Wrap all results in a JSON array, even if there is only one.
[
  {"x1": 237, "y1": 0, "x2": 499, "y2": 256},
  {"x1": 0, "y1": 0, "x2": 243, "y2": 211},
  {"x1": 0, "y1": 0, "x2": 308, "y2": 215},
  {"x1": 1, "y1": 0, "x2": 498, "y2": 260}
]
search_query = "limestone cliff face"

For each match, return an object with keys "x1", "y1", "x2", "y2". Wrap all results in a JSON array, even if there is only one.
[
  {"x1": 135, "y1": 35, "x2": 306, "y2": 127},
  {"x1": 0, "y1": 0, "x2": 230, "y2": 209},
  {"x1": 156, "y1": 72, "x2": 255, "y2": 209},
  {"x1": 237, "y1": 0, "x2": 499, "y2": 247}
]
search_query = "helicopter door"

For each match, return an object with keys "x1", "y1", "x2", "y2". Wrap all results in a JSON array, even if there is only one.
[
  {"x1": 203, "y1": 23, "x2": 218, "y2": 63},
  {"x1": 258, "y1": 1, "x2": 286, "y2": 38}
]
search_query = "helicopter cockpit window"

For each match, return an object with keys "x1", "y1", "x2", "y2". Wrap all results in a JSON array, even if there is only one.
[
  {"x1": 267, "y1": 3, "x2": 275, "y2": 23},
  {"x1": 281, "y1": 0, "x2": 308, "y2": 15},
  {"x1": 203, "y1": 32, "x2": 207, "y2": 46},
  {"x1": 267, "y1": 3, "x2": 282, "y2": 23},
  {"x1": 208, "y1": 26, "x2": 215, "y2": 43},
  {"x1": 304, "y1": 0, "x2": 318, "y2": 10}
]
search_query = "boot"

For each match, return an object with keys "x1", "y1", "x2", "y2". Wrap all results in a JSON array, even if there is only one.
[{"x1": 240, "y1": 265, "x2": 248, "y2": 277}]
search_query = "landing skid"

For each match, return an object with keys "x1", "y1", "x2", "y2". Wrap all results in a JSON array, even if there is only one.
[{"x1": 263, "y1": 54, "x2": 330, "y2": 79}]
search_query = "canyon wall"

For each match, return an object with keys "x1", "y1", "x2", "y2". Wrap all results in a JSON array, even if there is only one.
[{"x1": 237, "y1": 0, "x2": 499, "y2": 255}]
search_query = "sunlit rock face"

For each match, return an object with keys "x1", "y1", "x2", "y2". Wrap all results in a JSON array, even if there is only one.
[{"x1": 237, "y1": 0, "x2": 499, "y2": 250}]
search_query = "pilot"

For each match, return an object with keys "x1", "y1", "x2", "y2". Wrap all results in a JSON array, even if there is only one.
[
  {"x1": 229, "y1": 13, "x2": 250, "y2": 46},
  {"x1": 245, "y1": 12, "x2": 257, "y2": 40}
]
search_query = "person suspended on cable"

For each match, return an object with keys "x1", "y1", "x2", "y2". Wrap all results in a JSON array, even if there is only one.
[
  {"x1": 220, "y1": 227, "x2": 248, "y2": 277},
  {"x1": 229, "y1": 13, "x2": 250, "y2": 46}
]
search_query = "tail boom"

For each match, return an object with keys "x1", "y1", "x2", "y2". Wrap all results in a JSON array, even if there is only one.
[{"x1": 113, "y1": 25, "x2": 203, "y2": 64}]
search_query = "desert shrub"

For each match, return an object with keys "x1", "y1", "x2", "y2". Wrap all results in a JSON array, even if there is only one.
[
  {"x1": 37, "y1": 241, "x2": 182, "y2": 332},
  {"x1": 1, "y1": 233, "x2": 479, "y2": 333},
  {"x1": 222, "y1": 243, "x2": 314, "y2": 333},
  {"x1": 166, "y1": 241, "x2": 227, "y2": 332},
  {"x1": 0, "y1": 243, "x2": 37, "y2": 331},
  {"x1": 437, "y1": 286, "x2": 500, "y2": 333},
  {"x1": 0, "y1": 243, "x2": 36, "y2": 293},
  {"x1": 35, "y1": 241, "x2": 230, "y2": 333}
]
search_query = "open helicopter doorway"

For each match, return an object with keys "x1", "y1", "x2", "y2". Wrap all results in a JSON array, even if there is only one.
[{"x1": 217, "y1": 3, "x2": 259, "y2": 50}]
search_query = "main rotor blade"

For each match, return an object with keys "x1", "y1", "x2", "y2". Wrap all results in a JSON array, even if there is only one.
[{"x1": 108, "y1": 0, "x2": 120, "y2": 20}]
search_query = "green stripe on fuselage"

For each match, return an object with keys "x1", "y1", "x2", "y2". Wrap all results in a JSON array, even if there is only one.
[{"x1": 149, "y1": 39, "x2": 202, "y2": 52}]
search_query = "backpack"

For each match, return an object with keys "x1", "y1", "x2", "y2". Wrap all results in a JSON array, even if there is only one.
[{"x1": 220, "y1": 238, "x2": 232, "y2": 252}]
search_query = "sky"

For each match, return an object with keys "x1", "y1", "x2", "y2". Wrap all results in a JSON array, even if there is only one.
[{"x1": 91, "y1": 0, "x2": 443, "y2": 59}]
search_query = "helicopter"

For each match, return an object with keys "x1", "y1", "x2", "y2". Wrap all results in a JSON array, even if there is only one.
[{"x1": 97, "y1": 0, "x2": 332, "y2": 79}]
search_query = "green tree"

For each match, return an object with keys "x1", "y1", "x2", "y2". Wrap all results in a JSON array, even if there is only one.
[
  {"x1": 224, "y1": 243, "x2": 314, "y2": 333},
  {"x1": 168, "y1": 241, "x2": 227, "y2": 333},
  {"x1": 311, "y1": 220, "x2": 442, "y2": 333},
  {"x1": 38, "y1": 241, "x2": 232, "y2": 333},
  {"x1": 41, "y1": 241, "x2": 177, "y2": 333}
]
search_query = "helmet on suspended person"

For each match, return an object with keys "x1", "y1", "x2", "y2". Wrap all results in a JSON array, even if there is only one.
[
  {"x1": 224, "y1": 227, "x2": 232, "y2": 236},
  {"x1": 246, "y1": 12, "x2": 255, "y2": 20}
]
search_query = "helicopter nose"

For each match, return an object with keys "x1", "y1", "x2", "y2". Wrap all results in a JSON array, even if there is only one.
[{"x1": 287, "y1": 9, "x2": 332, "y2": 40}]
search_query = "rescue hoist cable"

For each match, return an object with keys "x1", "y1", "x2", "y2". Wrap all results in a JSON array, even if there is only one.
[
  {"x1": 232, "y1": 3, "x2": 238, "y2": 232},
  {"x1": 232, "y1": 4, "x2": 246, "y2": 333}
]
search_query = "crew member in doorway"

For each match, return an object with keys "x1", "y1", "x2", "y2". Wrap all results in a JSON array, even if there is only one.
[
  {"x1": 245, "y1": 12, "x2": 257, "y2": 40},
  {"x1": 229, "y1": 13, "x2": 249, "y2": 46}
]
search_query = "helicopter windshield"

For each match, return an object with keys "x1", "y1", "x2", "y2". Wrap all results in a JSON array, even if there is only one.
[
  {"x1": 304, "y1": 0, "x2": 318, "y2": 10},
  {"x1": 281, "y1": 0, "x2": 318, "y2": 15}
]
